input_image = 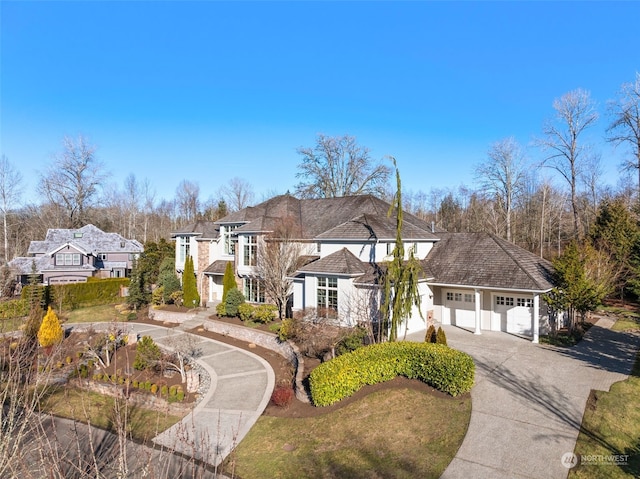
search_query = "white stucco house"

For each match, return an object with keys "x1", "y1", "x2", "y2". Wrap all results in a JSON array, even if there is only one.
[{"x1": 172, "y1": 194, "x2": 554, "y2": 343}]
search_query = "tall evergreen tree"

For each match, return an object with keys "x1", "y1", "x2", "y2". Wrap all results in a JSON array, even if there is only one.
[
  {"x1": 380, "y1": 158, "x2": 423, "y2": 342},
  {"x1": 158, "y1": 256, "x2": 181, "y2": 304},
  {"x1": 222, "y1": 261, "x2": 236, "y2": 304},
  {"x1": 127, "y1": 257, "x2": 148, "y2": 310},
  {"x1": 182, "y1": 255, "x2": 200, "y2": 308}
]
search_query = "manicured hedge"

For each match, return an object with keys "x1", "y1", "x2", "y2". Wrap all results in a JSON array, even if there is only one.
[
  {"x1": 22, "y1": 278, "x2": 129, "y2": 309},
  {"x1": 0, "y1": 299, "x2": 29, "y2": 319},
  {"x1": 309, "y1": 342, "x2": 475, "y2": 406}
]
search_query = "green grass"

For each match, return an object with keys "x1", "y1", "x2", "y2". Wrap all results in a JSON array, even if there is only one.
[
  {"x1": 606, "y1": 308, "x2": 640, "y2": 332},
  {"x1": 40, "y1": 386, "x2": 183, "y2": 442},
  {"x1": 62, "y1": 303, "x2": 129, "y2": 324},
  {"x1": 570, "y1": 350, "x2": 640, "y2": 478},
  {"x1": 227, "y1": 387, "x2": 471, "y2": 479}
]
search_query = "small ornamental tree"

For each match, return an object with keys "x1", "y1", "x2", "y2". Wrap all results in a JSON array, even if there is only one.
[
  {"x1": 37, "y1": 306, "x2": 63, "y2": 348},
  {"x1": 182, "y1": 255, "x2": 200, "y2": 308},
  {"x1": 134, "y1": 335, "x2": 161, "y2": 371}
]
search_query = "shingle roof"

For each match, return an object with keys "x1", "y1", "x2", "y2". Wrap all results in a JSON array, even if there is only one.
[
  {"x1": 316, "y1": 213, "x2": 438, "y2": 241},
  {"x1": 203, "y1": 260, "x2": 233, "y2": 275},
  {"x1": 213, "y1": 194, "x2": 437, "y2": 241},
  {"x1": 425, "y1": 233, "x2": 555, "y2": 291},
  {"x1": 171, "y1": 221, "x2": 219, "y2": 240},
  {"x1": 26, "y1": 224, "x2": 143, "y2": 256},
  {"x1": 297, "y1": 248, "x2": 368, "y2": 276}
]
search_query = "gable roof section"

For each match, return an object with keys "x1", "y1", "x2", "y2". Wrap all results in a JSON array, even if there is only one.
[
  {"x1": 27, "y1": 224, "x2": 143, "y2": 256},
  {"x1": 171, "y1": 221, "x2": 219, "y2": 240},
  {"x1": 297, "y1": 248, "x2": 368, "y2": 276},
  {"x1": 425, "y1": 233, "x2": 555, "y2": 291}
]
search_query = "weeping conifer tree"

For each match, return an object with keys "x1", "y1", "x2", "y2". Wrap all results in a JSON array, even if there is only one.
[{"x1": 380, "y1": 158, "x2": 423, "y2": 342}]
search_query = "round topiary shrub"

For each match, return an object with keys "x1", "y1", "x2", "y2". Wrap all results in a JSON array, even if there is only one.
[
  {"x1": 160, "y1": 385, "x2": 169, "y2": 396},
  {"x1": 225, "y1": 289, "x2": 245, "y2": 317},
  {"x1": 150, "y1": 384, "x2": 158, "y2": 394},
  {"x1": 238, "y1": 302, "x2": 254, "y2": 321}
]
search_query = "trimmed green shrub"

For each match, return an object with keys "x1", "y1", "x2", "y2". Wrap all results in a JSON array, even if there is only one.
[
  {"x1": 277, "y1": 318, "x2": 295, "y2": 342},
  {"x1": 238, "y1": 302, "x2": 254, "y2": 321},
  {"x1": 176, "y1": 388, "x2": 185, "y2": 401},
  {"x1": 160, "y1": 385, "x2": 169, "y2": 396},
  {"x1": 132, "y1": 380, "x2": 139, "y2": 388},
  {"x1": 134, "y1": 335, "x2": 161, "y2": 371},
  {"x1": 225, "y1": 289, "x2": 245, "y2": 317},
  {"x1": 23, "y1": 278, "x2": 129, "y2": 310},
  {"x1": 169, "y1": 385, "x2": 178, "y2": 396},
  {"x1": 309, "y1": 342, "x2": 475, "y2": 406},
  {"x1": 425, "y1": 324, "x2": 437, "y2": 343},
  {"x1": 151, "y1": 286, "x2": 164, "y2": 306},
  {"x1": 336, "y1": 326, "x2": 367, "y2": 356},
  {"x1": 253, "y1": 304, "x2": 278, "y2": 323},
  {"x1": 0, "y1": 298, "x2": 29, "y2": 319},
  {"x1": 215, "y1": 302, "x2": 226, "y2": 317},
  {"x1": 436, "y1": 327, "x2": 447, "y2": 345},
  {"x1": 150, "y1": 384, "x2": 158, "y2": 394}
]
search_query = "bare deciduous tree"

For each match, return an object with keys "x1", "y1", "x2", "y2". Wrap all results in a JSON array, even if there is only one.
[
  {"x1": 38, "y1": 135, "x2": 106, "y2": 228},
  {"x1": 607, "y1": 72, "x2": 640, "y2": 200},
  {"x1": 539, "y1": 89, "x2": 599, "y2": 239},
  {"x1": 219, "y1": 177, "x2": 255, "y2": 212},
  {"x1": 175, "y1": 180, "x2": 200, "y2": 224},
  {"x1": 476, "y1": 137, "x2": 528, "y2": 242},
  {"x1": 255, "y1": 216, "x2": 303, "y2": 319},
  {"x1": 295, "y1": 134, "x2": 391, "y2": 198},
  {"x1": 0, "y1": 155, "x2": 23, "y2": 263}
]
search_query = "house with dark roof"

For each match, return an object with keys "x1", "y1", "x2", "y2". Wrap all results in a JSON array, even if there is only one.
[
  {"x1": 172, "y1": 194, "x2": 554, "y2": 342},
  {"x1": 9, "y1": 224, "x2": 144, "y2": 285}
]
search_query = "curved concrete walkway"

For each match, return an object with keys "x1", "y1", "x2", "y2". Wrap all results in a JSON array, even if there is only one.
[
  {"x1": 86, "y1": 319, "x2": 274, "y2": 468},
  {"x1": 408, "y1": 318, "x2": 640, "y2": 478}
]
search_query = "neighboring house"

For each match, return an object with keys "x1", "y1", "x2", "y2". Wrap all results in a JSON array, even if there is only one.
[
  {"x1": 172, "y1": 194, "x2": 554, "y2": 342},
  {"x1": 9, "y1": 224, "x2": 144, "y2": 285}
]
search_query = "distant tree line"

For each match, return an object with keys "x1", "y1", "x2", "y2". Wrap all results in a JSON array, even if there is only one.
[{"x1": 1, "y1": 74, "x2": 639, "y2": 299}]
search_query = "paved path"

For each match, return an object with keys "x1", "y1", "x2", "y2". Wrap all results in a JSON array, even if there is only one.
[
  {"x1": 86, "y1": 318, "x2": 274, "y2": 468},
  {"x1": 407, "y1": 318, "x2": 640, "y2": 479}
]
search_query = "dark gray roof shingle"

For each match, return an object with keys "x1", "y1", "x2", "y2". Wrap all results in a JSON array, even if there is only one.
[{"x1": 425, "y1": 233, "x2": 555, "y2": 291}]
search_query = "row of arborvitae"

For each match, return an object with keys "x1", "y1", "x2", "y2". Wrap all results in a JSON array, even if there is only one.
[
  {"x1": 309, "y1": 342, "x2": 475, "y2": 407},
  {"x1": 425, "y1": 324, "x2": 447, "y2": 345},
  {"x1": 91, "y1": 373, "x2": 186, "y2": 401}
]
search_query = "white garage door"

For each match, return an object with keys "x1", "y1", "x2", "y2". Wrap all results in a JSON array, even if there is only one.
[
  {"x1": 494, "y1": 295, "x2": 533, "y2": 336},
  {"x1": 444, "y1": 290, "x2": 476, "y2": 329}
]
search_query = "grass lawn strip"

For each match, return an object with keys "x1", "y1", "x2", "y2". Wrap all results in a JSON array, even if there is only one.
[
  {"x1": 229, "y1": 387, "x2": 471, "y2": 479},
  {"x1": 40, "y1": 386, "x2": 183, "y2": 442},
  {"x1": 571, "y1": 346, "x2": 640, "y2": 478}
]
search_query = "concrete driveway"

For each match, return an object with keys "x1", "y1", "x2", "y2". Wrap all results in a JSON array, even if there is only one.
[{"x1": 407, "y1": 317, "x2": 640, "y2": 479}]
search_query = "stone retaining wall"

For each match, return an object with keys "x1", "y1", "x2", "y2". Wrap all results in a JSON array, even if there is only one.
[{"x1": 148, "y1": 308, "x2": 199, "y2": 323}]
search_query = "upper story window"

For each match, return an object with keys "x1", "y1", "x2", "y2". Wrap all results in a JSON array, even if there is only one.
[
  {"x1": 178, "y1": 236, "x2": 190, "y2": 263},
  {"x1": 243, "y1": 235, "x2": 257, "y2": 266},
  {"x1": 98, "y1": 253, "x2": 107, "y2": 261},
  {"x1": 56, "y1": 253, "x2": 81, "y2": 266},
  {"x1": 223, "y1": 225, "x2": 239, "y2": 255},
  {"x1": 317, "y1": 276, "x2": 338, "y2": 318}
]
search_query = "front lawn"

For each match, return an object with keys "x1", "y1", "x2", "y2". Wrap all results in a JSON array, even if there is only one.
[
  {"x1": 40, "y1": 386, "x2": 183, "y2": 442},
  {"x1": 227, "y1": 387, "x2": 471, "y2": 479},
  {"x1": 571, "y1": 350, "x2": 640, "y2": 478}
]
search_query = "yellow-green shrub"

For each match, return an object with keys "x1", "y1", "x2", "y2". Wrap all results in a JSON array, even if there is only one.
[
  {"x1": 253, "y1": 304, "x2": 278, "y2": 323},
  {"x1": 309, "y1": 342, "x2": 475, "y2": 406}
]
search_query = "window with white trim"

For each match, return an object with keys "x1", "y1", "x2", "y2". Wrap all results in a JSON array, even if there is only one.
[
  {"x1": 223, "y1": 225, "x2": 238, "y2": 255},
  {"x1": 317, "y1": 276, "x2": 338, "y2": 318},
  {"x1": 454, "y1": 292, "x2": 462, "y2": 301},
  {"x1": 56, "y1": 253, "x2": 81, "y2": 266},
  {"x1": 244, "y1": 277, "x2": 265, "y2": 303},
  {"x1": 243, "y1": 235, "x2": 257, "y2": 266},
  {"x1": 464, "y1": 293, "x2": 475, "y2": 303},
  {"x1": 178, "y1": 237, "x2": 190, "y2": 263}
]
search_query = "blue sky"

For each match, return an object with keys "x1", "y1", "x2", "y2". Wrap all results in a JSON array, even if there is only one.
[{"x1": 2, "y1": 1, "x2": 639, "y2": 205}]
